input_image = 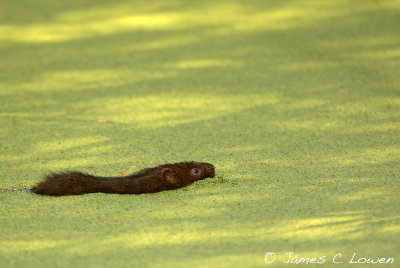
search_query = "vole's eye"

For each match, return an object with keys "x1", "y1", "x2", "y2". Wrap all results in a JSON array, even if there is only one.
[{"x1": 192, "y1": 168, "x2": 200, "y2": 175}]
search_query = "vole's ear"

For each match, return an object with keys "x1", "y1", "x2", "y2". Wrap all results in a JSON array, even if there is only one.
[{"x1": 162, "y1": 168, "x2": 180, "y2": 186}]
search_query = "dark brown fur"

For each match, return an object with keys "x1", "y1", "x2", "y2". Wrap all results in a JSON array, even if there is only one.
[{"x1": 32, "y1": 162, "x2": 215, "y2": 196}]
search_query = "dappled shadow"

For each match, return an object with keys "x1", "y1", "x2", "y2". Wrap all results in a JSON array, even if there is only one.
[{"x1": 1, "y1": 0, "x2": 399, "y2": 267}]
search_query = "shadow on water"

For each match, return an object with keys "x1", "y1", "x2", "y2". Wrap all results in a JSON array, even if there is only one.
[{"x1": 0, "y1": 0, "x2": 399, "y2": 267}]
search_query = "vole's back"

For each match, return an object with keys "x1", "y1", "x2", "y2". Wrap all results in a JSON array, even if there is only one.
[{"x1": 31, "y1": 172, "x2": 99, "y2": 196}]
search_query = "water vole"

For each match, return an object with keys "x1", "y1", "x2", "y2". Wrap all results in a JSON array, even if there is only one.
[{"x1": 32, "y1": 162, "x2": 215, "y2": 196}]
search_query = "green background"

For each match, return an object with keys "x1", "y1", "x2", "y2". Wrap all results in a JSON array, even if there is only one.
[{"x1": 1, "y1": 0, "x2": 399, "y2": 267}]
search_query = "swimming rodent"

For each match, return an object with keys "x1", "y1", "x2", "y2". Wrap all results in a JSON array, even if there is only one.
[{"x1": 31, "y1": 162, "x2": 215, "y2": 196}]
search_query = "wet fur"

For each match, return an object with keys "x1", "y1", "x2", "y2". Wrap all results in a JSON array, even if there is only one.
[{"x1": 32, "y1": 162, "x2": 215, "y2": 196}]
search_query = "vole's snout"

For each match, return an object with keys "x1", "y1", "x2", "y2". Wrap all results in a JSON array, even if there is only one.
[{"x1": 205, "y1": 163, "x2": 215, "y2": 178}]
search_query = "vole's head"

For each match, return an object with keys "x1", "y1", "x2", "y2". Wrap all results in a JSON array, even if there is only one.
[{"x1": 161, "y1": 162, "x2": 215, "y2": 187}]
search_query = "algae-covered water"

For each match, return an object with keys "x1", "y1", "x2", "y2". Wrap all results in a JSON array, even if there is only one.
[{"x1": 1, "y1": 0, "x2": 399, "y2": 267}]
